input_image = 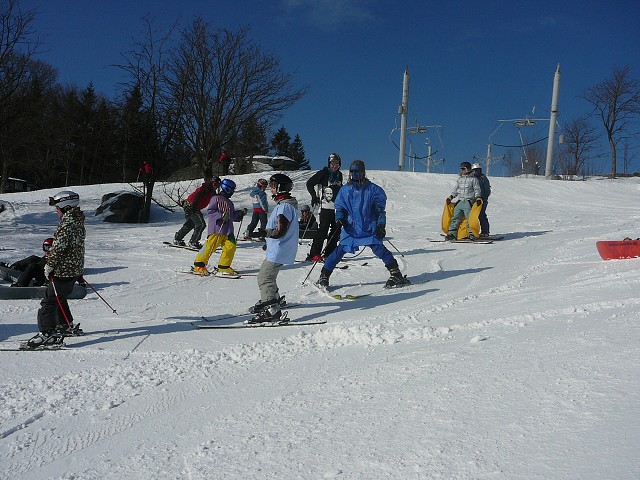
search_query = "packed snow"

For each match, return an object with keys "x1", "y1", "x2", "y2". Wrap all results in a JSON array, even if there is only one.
[{"x1": 0, "y1": 170, "x2": 639, "y2": 480}]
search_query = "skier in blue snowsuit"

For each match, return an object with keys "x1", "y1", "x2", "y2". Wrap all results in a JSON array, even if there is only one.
[{"x1": 316, "y1": 160, "x2": 410, "y2": 289}]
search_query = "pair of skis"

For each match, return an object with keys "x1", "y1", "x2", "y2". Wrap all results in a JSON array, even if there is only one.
[{"x1": 193, "y1": 309, "x2": 326, "y2": 329}]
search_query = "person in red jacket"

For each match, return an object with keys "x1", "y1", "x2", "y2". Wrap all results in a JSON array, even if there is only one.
[
  {"x1": 218, "y1": 150, "x2": 232, "y2": 175},
  {"x1": 174, "y1": 169, "x2": 221, "y2": 249}
]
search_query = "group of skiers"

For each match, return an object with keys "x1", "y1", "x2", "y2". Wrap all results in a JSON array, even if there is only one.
[{"x1": 13, "y1": 154, "x2": 493, "y2": 348}]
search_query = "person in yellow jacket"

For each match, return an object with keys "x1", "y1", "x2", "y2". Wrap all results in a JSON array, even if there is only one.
[{"x1": 192, "y1": 179, "x2": 246, "y2": 275}]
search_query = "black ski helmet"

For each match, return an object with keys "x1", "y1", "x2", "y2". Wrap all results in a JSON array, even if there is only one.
[
  {"x1": 43, "y1": 237, "x2": 54, "y2": 252},
  {"x1": 327, "y1": 153, "x2": 341, "y2": 167},
  {"x1": 269, "y1": 173, "x2": 294, "y2": 194},
  {"x1": 220, "y1": 178, "x2": 236, "y2": 197}
]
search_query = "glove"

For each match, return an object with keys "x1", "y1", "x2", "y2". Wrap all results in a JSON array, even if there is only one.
[
  {"x1": 221, "y1": 212, "x2": 230, "y2": 222},
  {"x1": 311, "y1": 196, "x2": 320, "y2": 208},
  {"x1": 475, "y1": 198, "x2": 482, "y2": 207},
  {"x1": 375, "y1": 224, "x2": 386, "y2": 239},
  {"x1": 241, "y1": 208, "x2": 248, "y2": 217},
  {"x1": 335, "y1": 218, "x2": 343, "y2": 228},
  {"x1": 44, "y1": 264, "x2": 54, "y2": 278},
  {"x1": 446, "y1": 195, "x2": 454, "y2": 205}
]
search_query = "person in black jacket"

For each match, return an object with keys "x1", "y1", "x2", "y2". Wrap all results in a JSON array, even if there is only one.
[
  {"x1": 2, "y1": 237, "x2": 53, "y2": 287},
  {"x1": 305, "y1": 153, "x2": 343, "y2": 261},
  {"x1": 298, "y1": 204, "x2": 319, "y2": 239},
  {"x1": 471, "y1": 162, "x2": 492, "y2": 237}
]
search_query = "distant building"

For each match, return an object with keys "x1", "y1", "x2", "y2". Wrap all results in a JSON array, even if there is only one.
[{"x1": 2, "y1": 177, "x2": 38, "y2": 193}]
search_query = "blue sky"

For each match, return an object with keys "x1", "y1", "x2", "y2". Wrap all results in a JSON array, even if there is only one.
[{"x1": 20, "y1": 0, "x2": 640, "y2": 174}]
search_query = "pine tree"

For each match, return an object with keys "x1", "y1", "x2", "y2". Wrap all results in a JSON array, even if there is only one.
[
  {"x1": 271, "y1": 126, "x2": 291, "y2": 156},
  {"x1": 289, "y1": 133, "x2": 310, "y2": 170}
]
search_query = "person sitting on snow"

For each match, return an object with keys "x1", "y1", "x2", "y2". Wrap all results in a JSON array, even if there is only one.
[{"x1": 2, "y1": 237, "x2": 53, "y2": 287}]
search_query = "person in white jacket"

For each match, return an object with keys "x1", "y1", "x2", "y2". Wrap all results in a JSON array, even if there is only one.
[
  {"x1": 446, "y1": 162, "x2": 481, "y2": 241},
  {"x1": 248, "y1": 174, "x2": 299, "y2": 324}
]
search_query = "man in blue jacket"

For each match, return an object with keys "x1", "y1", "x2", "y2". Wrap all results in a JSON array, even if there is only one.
[{"x1": 316, "y1": 160, "x2": 410, "y2": 289}]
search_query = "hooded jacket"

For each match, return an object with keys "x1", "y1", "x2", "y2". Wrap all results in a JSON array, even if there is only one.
[{"x1": 47, "y1": 207, "x2": 85, "y2": 278}]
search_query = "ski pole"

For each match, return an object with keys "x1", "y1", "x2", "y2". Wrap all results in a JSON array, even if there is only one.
[
  {"x1": 301, "y1": 223, "x2": 342, "y2": 285},
  {"x1": 50, "y1": 277, "x2": 72, "y2": 328},
  {"x1": 385, "y1": 238, "x2": 405, "y2": 258},
  {"x1": 82, "y1": 277, "x2": 118, "y2": 314}
]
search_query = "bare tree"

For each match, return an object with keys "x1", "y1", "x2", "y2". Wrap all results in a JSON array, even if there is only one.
[
  {"x1": 0, "y1": 0, "x2": 41, "y2": 192},
  {"x1": 582, "y1": 65, "x2": 640, "y2": 178},
  {"x1": 559, "y1": 116, "x2": 599, "y2": 178},
  {"x1": 166, "y1": 19, "x2": 308, "y2": 175},
  {"x1": 116, "y1": 15, "x2": 180, "y2": 222}
]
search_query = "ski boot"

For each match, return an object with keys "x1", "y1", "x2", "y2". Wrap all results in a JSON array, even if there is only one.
[
  {"x1": 249, "y1": 295, "x2": 287, "y2": 314},
  {"x1": 57, "y1": 323, "x2": 84, "y2": 337},
  {"x1": 245, "y1": 299, "x2": 288, "y2": 324},
  {"x1": 444, "y1": 233, "x2": 456, "y2": 241},
  {"x1": 216, "y1": 266, "x2": 237, "y2": 276},
  {"x1": 189, "y1": 240, "x2": 203, "y2": 249},
  {"x1": 316, "y1": 268, "x2": 331, "y2": 288},
  {"x1": 467, "y1": 233, "x2": 476, "y2": 241},
  {"x1": 191, "y1": 265, "x2": 210, "y2": 276},
  {"x1": 23, "y1": 330, "x2": 64, "y2": 350},
  {"x1": 174, "y1": 236, "x2": 186, "y2": 246},
  {"x1": 385, "y1": 260, "x2": 411, "y2": 289}
]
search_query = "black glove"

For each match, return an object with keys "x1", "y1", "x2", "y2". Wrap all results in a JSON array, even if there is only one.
[
  {"x1": 240, "y1": 208, "x2": 248, "y2": 217},
  {"x1": 475, "y1": 198, "x2": 482, "y2": 207},
  {"x1": 375, "y1": 224, "x2": 386, "y2": 239},
  {"x1": 221, "y1": 212, "x2": 230, "y2": 222},
  {"x1": 446, "y1": 196, "x2": 454, "y2": 205},
  {"x1": 311, "y1": 196, "x2": 320, "y2": 208},
  {"x1": 335, "y1": 218, "x2": 343, "y2": 228}
]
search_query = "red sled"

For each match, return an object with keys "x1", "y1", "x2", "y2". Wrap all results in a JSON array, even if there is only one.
[{"x1": 596, "y1": 239, "x2": 640, "y2": 260}]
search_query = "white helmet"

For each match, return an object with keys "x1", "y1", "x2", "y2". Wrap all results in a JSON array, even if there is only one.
[
  {"x1": 471, "y1": 162, "x2": 482, "y2": 171},
  {"x1": 49, "y1": 190, "x2": 79, "y2": 211}
]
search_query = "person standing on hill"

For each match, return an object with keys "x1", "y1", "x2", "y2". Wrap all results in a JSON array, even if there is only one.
[
  {"x1": 298, "y1": 204, "x2": 319, "y2": 239},
  {"x1": 174, "y1": 169, "x2": 221, "y2": 249},
  {"x1": 471, "y1": 162, "x2": 491, "y2": 238},
  {"x1": 445, "y1": 162, "x2": 482, "y2": 241},
  {"x1": 192, "y1": 179, "x2": 246, "y2": 275},
  {"x1": 218, "y1": 150, "x2": 232, "y2": 176},
  {"x1": 26, "y1": 191, "x2": 85, "y2": 349},
  {"x1": 316, "y1": 160, "x2": 410, "y2": 290},
  {"x1": 247, "y1": 174, "x2": 299, "y2": 324},
  {"x1": 305, "y1": 153, "x2": 343, "y2": 262},
  {"x1": 243, "y1": 178, "x2": 269, "y2": 241}
]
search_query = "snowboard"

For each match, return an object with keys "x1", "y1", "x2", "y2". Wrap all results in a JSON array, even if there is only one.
[
  {"x1": 441, "y1": 199, "x2": 482, "y2": 240},
  {"x1": 596, "y1": 239, "x2": 640, "y2": 260}
]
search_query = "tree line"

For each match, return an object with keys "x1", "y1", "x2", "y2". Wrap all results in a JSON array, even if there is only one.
[{"x1": 0, "y1": 1, "x2": 310, "y2": 197}]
